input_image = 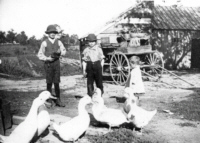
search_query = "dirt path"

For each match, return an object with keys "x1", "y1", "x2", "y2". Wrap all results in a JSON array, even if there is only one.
[{"x1": 1, "y1": 72, "x2": 200, "y2": 143}]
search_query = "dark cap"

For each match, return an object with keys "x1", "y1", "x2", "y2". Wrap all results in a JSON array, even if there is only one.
[
  {"x1": 87, "y1": 34, "x2": 97, "y2": 42},
  {"x1": 45, "y1": 25, "x2": 58, "y2": 34}
]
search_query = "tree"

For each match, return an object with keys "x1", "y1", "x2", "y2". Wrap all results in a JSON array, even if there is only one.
[
  {"x1": 28, "y1": 36, "x2": 38, "y2": 47},
  {"x1": 60, "y1": 34, "x2": 70, "y2": 49},
  {"x1": 6, "y1": 29, "x2": 17, "y2": 43},
  {"x1": 15, "y1": 31, "x2": 28, "y2": 45},
  {"x1": 0, "y1": 31, "x2": 6, "y2": 43}
]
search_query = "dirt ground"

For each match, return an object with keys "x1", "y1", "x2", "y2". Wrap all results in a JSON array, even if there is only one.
[{"x1": 1, "y1": 70, "x2": 200, "y2": 143}]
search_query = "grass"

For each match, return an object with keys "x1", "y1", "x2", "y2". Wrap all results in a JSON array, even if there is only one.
[
  {"x1": 169, "y1": 91, "x2": 200, "y2": 121},
  {"x1": 0, "y1": 58, "x2": 34, "y2": 78},
  {"x1": 64, "y1": 49, "x2": 80, "y2": 60},
  {"x1": 0, "y1": 90, "x2": 42, "y2": 116},
  {"x1": 0, "y1": 45, "x2": 82, "y2": 78},
  {"x1": 87, "y1": 128, "x2": 161, "y2": 143}
]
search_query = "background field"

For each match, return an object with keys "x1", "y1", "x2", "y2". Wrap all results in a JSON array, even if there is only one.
[{"x1": 0, "y1": 44, "x2": 82, "y2": 78}]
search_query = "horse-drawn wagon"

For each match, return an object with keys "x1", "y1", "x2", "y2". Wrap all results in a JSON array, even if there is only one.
[{"x1": 79, "y1": 33, "x2": 164, "y2": 86}]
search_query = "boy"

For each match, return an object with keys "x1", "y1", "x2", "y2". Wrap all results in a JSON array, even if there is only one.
[
  {"x1": 82, "y1": 34, "x2": 105, "y2": 97},
  {"x1": 125, "y1": 56, "x2": 145, "y2": 102},
  {"x1": 37, "y1": 24, "x2": 66, "y2": 107}
]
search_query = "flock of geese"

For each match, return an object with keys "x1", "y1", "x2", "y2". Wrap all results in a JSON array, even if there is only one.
[{"x1": 0, "y1": 88, "x2": 157, "y2": 143}]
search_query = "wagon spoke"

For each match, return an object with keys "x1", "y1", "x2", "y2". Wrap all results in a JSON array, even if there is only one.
[
  {"x1": 118, "y1": 55, "x2": 123, "y2": 66},
  {"x1": 146, "y1": 55, "x2": 151, "y2": 65},
  {"x1": 110, "y1": 52, "x2": 131, "y2": 85},
  {"x1": 121, "y1": 70, "x2": 128, "y2": 78},
  {"x1": 121, "y1": 72, "x2": 126, "y2": 83},
  {"x1": 118, "y1": 54, "x2": 121, "y2": 66},
  {"x1": 114, "y1": 55, "x2": 119, "y2": 66},
  {"x1": 119, "y1": 73, "x2": 122, "y2": 84},
  {"x1": 150, "y1": 53, "x2": 153, "y2": 64},
  {"x1": 111, "y1": 60, "x2": 118, "y2": 66},
  {"x1": 143, "y1": 51, "x2": 164, "y2": 78},
  {"x1": 110, "y1": 65, "x2": 117, "y2": 70}
]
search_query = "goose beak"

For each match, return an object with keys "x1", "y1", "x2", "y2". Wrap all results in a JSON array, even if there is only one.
[{"x1": 49, "y1": 95, "x2": 57, "y2": 99}]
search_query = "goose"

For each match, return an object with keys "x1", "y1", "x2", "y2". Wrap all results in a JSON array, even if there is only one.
[
  {"x1": 127, "y1": 95, "x2": 157, "y2": 133},
  {"x1": 37, "y1": 105, "x2": 51, "y2": 136},
  {"x1": 1, "y1": 91, "x2": 56, "y2": 143},
  {"x1": 92, "y1": 88, "x2": 107, "y2": 110},
  {"x1": 31, "y1": 105, "x2": 51, "y2": 142},
  {"x1": 123, "y1": 87, "x2": 138, "y2": 114},
  {"x1": 92, "y1": 93, "x2": 129, "y2": 131},
  {"x1": 52, "y1": 95, "x2": 92, "y2": 142}
]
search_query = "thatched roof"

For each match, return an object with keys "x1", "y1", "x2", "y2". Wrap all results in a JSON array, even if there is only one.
[{"x1": 153, "y1": 5, "x2": 200, "y2": 30}]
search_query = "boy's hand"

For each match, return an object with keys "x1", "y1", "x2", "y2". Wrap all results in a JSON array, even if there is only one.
[{"x1": 46, "y1": 57, "x2": 54, "y2": 62}]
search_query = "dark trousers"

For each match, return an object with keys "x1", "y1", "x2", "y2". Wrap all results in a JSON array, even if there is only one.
[
  {"x1": 86, "y1": 61, "x2": 104, "y2": 97},
  {"x1": 44, "y1": 60, "x2": 60, "y2": 84},
  {"x1": 47, "y1": 83, "x2": 60, "y2": 98}
]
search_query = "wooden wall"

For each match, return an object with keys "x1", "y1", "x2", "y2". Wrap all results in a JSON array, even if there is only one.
[{"x1": 152, "y1": 30, "x2": 200, "y2": 69}]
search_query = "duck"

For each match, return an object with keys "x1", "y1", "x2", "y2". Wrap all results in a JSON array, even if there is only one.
[
  {"x1": 52, "y1": 95, "x2": 92, "y2": 142},
  {"x1": 123, "y1": 87, "x2": 138, "y2": 114},
  {"x1": 1, "y1": 91, "x2": 56, "y2": 143},
  {"x1": 127, "y1": 94, "x2": 157, "y2": 133},
  {"x1": 92, "y1": 90, "x2": 129, "y2": 131}
]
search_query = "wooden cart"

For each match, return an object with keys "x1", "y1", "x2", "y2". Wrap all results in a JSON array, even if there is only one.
[{"x1": 79, "y1": 36, "x2": 164, "y2": 86}]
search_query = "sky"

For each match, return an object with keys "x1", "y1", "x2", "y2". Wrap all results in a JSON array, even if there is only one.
[{"x1": 0, "y1": 0, "x2": 200, "y2": 39}]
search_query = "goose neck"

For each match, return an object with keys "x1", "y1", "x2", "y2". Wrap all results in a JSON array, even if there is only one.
[
  {"x1": 78, "y1": 103, "x2": 87, "y2": 115},
  {"x1": 25, "y1": 101, "x2": 40, "y2": 121}
]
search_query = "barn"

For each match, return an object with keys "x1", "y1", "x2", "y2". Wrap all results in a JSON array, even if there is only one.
[{"x1": 92, "y1": 1, "x2": 200, "y2": 69}]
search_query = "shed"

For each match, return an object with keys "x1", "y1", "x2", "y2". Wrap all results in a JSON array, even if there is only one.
[
  {"x1": 94, "y1": 3, "x2": 200, "y2": 69},
  {"x1": 152, "y1": 5, "x2": 200, "y2": 69}
]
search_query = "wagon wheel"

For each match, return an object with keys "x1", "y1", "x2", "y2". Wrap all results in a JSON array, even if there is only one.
[
  {"x1": 144, "y1": 51, "x2": 164, "y2": 77},
  {"x1": 110, "y1": 52, "x2": 131, "y2": 85}
]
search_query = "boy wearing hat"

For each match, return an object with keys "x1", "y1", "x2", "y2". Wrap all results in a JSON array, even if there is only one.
[
  {"x1": 37, "y1": 24, "x2": 66, "y2": 107},
  {"x1": 82, "y1": 34, "x2": 105, "y2": 97}
]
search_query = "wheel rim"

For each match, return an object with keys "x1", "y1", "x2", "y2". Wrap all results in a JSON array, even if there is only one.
[
  {"x1": 145, "y1": 51, "x2": 164, "y2": 77},
  {"x1": 110, "y1": 52, "x2": 130, "y2": 85}
]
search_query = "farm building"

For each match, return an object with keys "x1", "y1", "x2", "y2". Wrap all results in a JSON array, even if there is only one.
[{"x1": 88, "y1": 1, "x2": 200, "y2": 70}]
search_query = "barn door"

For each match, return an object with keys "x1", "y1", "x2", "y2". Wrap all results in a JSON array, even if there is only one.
[{"x1": 191, "y1": 39, "x2": 200, "y2": 68}]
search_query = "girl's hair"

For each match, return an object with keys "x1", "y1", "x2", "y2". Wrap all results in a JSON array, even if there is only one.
[{"x1": 129, "y1": 56, "x2": 140, "y2": 65}]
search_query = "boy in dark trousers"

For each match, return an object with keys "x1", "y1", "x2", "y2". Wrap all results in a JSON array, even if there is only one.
[
  {"x1": 37, "y1": 24, "x2": 66, "y2": 107},
  {"x1": 82, "y1": 34, "x2": 105, "y2": 97}
]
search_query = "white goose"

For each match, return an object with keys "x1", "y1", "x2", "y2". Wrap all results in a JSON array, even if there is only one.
[
  {"x1": 37, "y1": 105, "x2": 51, "y2": 136},
  {"x1": 31, "y1": 105, "x2": 51, "y2": 142},
  {"x1": 0, "y1": 91, "x2": 55, "y2": 143},
  {"x1": 52, "y1": 95, "x2": 92, "y2": 142},
  {"x1": 92, "y1": 89, "x2": 129, "y2": 131},
  {"x1": 127, "y1": 94, "x2": 157, "y2": 133},
  {"x1": 123, "y1": 87, "x2": 138, "y2": 114}
]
